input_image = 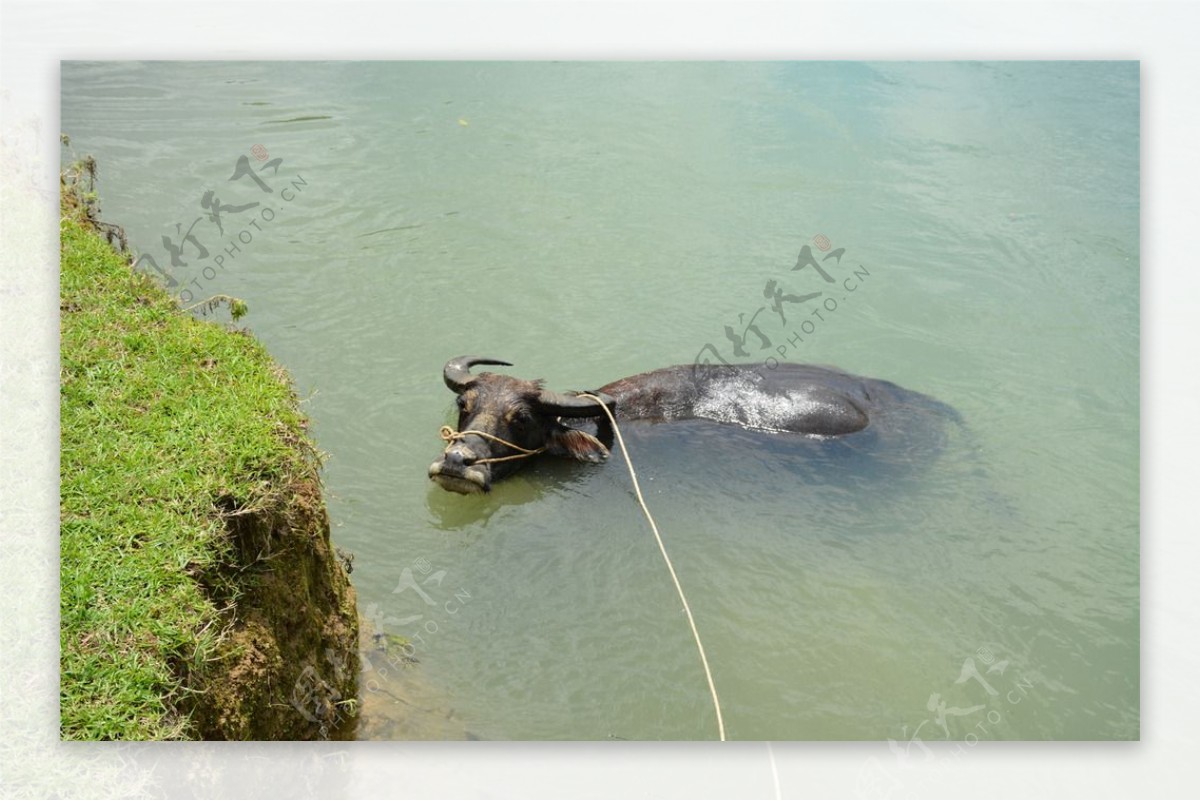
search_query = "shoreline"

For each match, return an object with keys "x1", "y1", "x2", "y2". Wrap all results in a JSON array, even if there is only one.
[{"x1": 59, "y1": 165, "x2": 360, "y2": 740}]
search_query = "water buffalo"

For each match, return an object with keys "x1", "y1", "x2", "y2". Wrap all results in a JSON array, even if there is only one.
[{"x1": 428, "y1": 355, "x2": 959, "y2": 494}]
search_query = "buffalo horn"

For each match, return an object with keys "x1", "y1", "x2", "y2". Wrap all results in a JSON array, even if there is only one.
[
  {"x1": 537, "y1": 389, "x2": 616, "y2": 419},
  {"x1": 443, "y1": 356, "x2": 513, "y2": 394}
]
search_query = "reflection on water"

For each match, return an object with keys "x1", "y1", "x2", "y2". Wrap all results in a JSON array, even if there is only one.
[{"x1": 61, "y1": 61, "x2": 1138, "y2": 740}]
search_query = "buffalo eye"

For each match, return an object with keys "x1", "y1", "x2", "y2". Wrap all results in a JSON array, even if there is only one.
[{"x1": 456, "y1": 396, "x2": 468, "y2": 412}]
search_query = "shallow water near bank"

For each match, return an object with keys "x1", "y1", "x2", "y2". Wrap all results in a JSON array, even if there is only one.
[{"x1": 61, "y1": 61, "x2": 1138, "y2": 740}]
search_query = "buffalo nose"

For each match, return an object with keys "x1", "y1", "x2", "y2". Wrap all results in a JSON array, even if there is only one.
[{"x1": 443, "y1": 446, "x2": 476, "y2": 469}]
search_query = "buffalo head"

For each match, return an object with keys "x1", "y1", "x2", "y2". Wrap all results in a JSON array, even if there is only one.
[{"x1": 428, "y1": 356, "x2": 616, "y2": 494}]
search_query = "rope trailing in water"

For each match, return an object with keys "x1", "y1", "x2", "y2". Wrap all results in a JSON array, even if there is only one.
[
  {"x1": 439, "y1": 425, "x2": 547, "y2": 464},
  {"x1": 577, "y1": 393, "x2": 727, "y2": 742}
]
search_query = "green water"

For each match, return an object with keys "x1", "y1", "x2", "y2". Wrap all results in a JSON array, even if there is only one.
[{"x1": 61, "y1": 61, "x2": 1138, "y2": 740}]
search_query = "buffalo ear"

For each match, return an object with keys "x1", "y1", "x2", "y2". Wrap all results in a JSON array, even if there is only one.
[{"x1": 546, "y1": 425, "x2": 610, "y2": 464}]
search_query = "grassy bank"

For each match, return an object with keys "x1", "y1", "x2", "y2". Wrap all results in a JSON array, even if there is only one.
[{"x1": 60, "y1": 172, "x2": 358, "y2": 739}]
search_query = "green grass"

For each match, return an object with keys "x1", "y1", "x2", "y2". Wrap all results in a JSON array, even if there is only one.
[{"x1": 59, "y1": 182, "x2": 319, "y2": 739}]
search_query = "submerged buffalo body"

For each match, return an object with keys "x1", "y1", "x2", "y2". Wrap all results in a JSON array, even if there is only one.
[{"x1": 428, "y1": 355, "x2": 958, "y2": 494}]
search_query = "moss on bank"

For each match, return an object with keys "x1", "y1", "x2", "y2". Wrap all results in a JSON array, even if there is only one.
[{"x1": 59, "y1": 172, "x2": 359, "y2": 739}]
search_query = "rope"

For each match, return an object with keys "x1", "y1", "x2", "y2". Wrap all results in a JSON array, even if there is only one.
[
  {"x1": 577, "y1": 393, "x2": 727, "y2": 742},
  {"x1": 439, "y1": 425, "x2": 546, "y2": 464}
]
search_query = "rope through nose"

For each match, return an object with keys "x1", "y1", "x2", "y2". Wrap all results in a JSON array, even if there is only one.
[{"x1": 438, "y1": 425, "x2": 547, "y2": 464}]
